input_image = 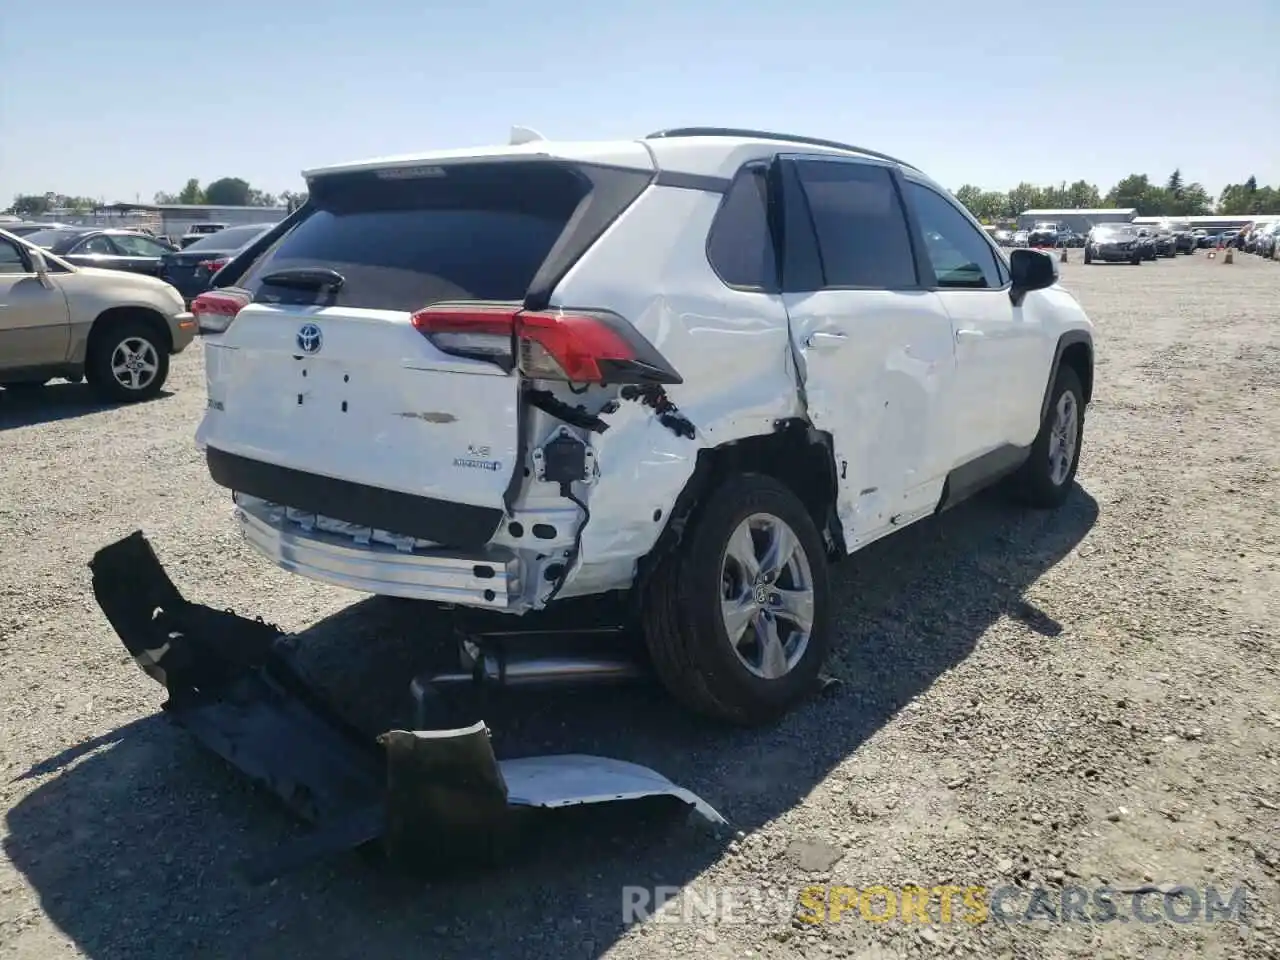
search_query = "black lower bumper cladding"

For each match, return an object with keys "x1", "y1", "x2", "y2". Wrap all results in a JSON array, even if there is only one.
[{"x1": 88, "y1": 531, "x2": 728, "y2": 882}]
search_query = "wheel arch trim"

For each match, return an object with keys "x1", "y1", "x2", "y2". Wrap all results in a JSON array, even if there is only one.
[{"x1": 1039, "y1": 329, "x2": 1093, "y2": 424}]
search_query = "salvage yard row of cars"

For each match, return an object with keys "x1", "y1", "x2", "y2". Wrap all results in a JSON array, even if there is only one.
[
  {"x1": 0, "y1": 228, "x2": 197, "y2": 400},
  {"x1": 992, "y1": 217, "x2": 1280, "y2": 259},
  {"x1": 0, "y1": 221, "x2": 277, "y2": 401},
  {"x1": 4, "y1": 222, "x2": 275, "y2": 297}
]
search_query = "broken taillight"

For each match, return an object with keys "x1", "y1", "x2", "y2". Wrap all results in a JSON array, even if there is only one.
[
  {"x1": 409, "y1": 303, "x2": 682, "y2": 385},
  {"x1": 191, "y1": 288, "x2": 250, "y2": 334}
]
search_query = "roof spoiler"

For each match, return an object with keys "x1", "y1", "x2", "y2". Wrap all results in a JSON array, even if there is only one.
[{"x1": 509, "y1": 126, "x2": 546, "y2": 145}]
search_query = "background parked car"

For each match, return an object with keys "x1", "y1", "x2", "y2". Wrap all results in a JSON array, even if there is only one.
[
  {"x1": 1027, "y1": 220, "x2": 1064, "y2": 246},
  {"x1": 0, "y1": 228, "x2": 195, "y2": 401},
  {"x1": 21, "y1": 228, "x2": 177, "y2": 277},
  {"x1": 1012, "y1": 229, "x2": 1030, "y2": 246},
  {"x1": 1158, "y1": 219, "x2": 1197, "y2": 254},
  {"x1": 159, "y1": 223, "x2": 275, "y2": 305},
  {"x1": 1138, "y1": 225, "x2": 1176, "y2": 258},
  {"x1": 1246, "y1": 220, "x2": 1276, "y2": 254},
  {"x1": 1131, "y1": 230, "x2": 1162, "y2": 263},
  {"x1": 1084, "y1": 223, "x2": 1143, "y2": 265},
  {"x1": 1255, "y1": 221, "x2": 1280, "y2": 259},
  {"x1": 178, "y1": 223, "x2": 229, "y2": 249}
]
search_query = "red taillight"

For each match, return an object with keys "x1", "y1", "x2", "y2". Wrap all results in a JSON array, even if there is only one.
[
  {"x1": 197, "y1": 257, "x2": 230, "y2": 274},
  {"x1": 409, "y1": 303, "x2": 681, "y2": 386},
  {"x1": 516, "y1": 311, "x2": 641, "y2": 383},
  {"x1": 191, "y1": 289, "x2": 250, "y2": 334}
]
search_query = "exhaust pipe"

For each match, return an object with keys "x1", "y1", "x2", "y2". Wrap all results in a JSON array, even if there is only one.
[
  {"x1": 427, "y1": 653, "x2": 644, "y2": 687},
  {"x1": 410, "y1": 629, "x2": 647, "y2": 726}
]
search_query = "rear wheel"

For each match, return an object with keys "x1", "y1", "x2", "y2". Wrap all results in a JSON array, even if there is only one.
[
  {"x1": 1083, "y1": 248, "x2": 1093, "y2": 264},
  {"x1": 642, "y1": 473, "x2": 831, "y2": 725},
  {"x1": 86, "y1": 319, "x2": 170, "y2": 403},
  {"x1": 1006, "y1": 365, "x2": 1085, "y2": 509}
]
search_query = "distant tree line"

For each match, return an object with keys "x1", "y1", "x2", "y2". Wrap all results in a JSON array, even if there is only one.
[
  {"x1": 10, "y1": 168, "x2": 1277, "y2": 224},
  {"x1": 953, "y1": 170, "x2": 1280, "y2": 224},
  {"x1": 150, "y1": 177, "x2": 307, "y2": 211},
  {"x1": 6, "y1": 178, "x2": 307, "y2": 216}
]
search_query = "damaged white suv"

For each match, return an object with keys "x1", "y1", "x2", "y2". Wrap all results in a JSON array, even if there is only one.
[{"x1": 191, "y1": 127, "x2": 1094, "y2": 725}]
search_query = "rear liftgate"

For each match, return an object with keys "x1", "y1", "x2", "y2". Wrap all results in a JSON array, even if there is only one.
[{"x1": 90, "y1": 531, "x2": 729, "y2": 882}]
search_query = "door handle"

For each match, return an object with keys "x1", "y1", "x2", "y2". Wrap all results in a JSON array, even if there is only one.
[
  {"x1": 955, "y1": 328, "x2": 985, "y2": 340},
  {"x1": 805, "y1": 331, "x2": 848, "y2": 350}
]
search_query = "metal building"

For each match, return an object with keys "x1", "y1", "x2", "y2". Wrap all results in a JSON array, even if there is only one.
[
  {"x1": 16, "y1": 203, "x2": 286, "y2": 245},
  {"x1": 99, "y1": 203, "x2": 286, "y2": 243},
  {"x1": 1017, "y1": 208, "x2": 1137, "y2": 233},
  {"x1": 1132, "y1": 214, "x2": 1267, "y2": 232}
]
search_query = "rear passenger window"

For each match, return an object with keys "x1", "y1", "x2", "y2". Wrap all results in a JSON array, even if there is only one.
[
  {"x1": 707, "y1": 164, "x2": 776, "y2": 291},
  {"x1": 0, "y1": 238, "x2": 28, "y2": 274},
  {"x1": 905, "y1": 182, "x2": 1003, "y2": 289},
  {"x1": 793, "y1": 160, "x2": 917, "y2": 289}
]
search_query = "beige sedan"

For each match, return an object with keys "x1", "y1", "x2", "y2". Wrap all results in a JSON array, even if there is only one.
[{"x1": 0, "y1": 228, "x2": 197, "y2": 402}]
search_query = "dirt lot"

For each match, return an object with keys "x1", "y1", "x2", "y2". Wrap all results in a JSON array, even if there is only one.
[{"x1": 1, "y1": 251, "x2": 1277, "y2": 960}]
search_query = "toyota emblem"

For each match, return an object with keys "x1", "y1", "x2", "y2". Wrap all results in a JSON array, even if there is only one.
[{"x1": 297, "y1": 323, "x2": 323, "y2": 354}]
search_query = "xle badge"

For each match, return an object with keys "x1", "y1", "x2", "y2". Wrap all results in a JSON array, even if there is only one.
[{"x1": 453, "y1": 444, "x2": 501, "y2": 472}]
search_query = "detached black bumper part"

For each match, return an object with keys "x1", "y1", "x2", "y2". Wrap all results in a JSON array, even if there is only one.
[{"x1": 89, "y1": 531, "x2": 729, "y2": 882}]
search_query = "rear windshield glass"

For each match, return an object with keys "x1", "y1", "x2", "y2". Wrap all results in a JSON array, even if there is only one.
[
  {"x1": 242, "y1": 162, "x2": 593, "y2": 312},
  {"x1": 184, "y1": 224, "x2": 271, "y2": 252}
]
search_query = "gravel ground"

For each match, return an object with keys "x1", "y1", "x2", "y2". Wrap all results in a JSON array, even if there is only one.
[{"x1": 1, "y1": 250, "x2": 1277, "y2": 960}]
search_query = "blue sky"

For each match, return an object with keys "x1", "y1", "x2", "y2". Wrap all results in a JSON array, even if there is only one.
[{"x1": 2, "y1": 0, "x2": 1277, "y2": 203}]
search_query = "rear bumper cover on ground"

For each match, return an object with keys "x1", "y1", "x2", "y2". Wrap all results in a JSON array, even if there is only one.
[{"x1": 88, "y1": 531, "x2": 728, "y2": 881}]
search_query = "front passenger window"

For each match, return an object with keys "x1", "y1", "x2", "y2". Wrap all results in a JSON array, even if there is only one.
[
  {"x1": 0, "y1": 239, "x2": 28, "y2": 274},
  {"x1": 906, "y1": 182, "x2": 1003, "y2": 289}
]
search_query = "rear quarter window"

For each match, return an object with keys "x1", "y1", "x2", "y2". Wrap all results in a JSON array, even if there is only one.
[{"x1": 706, "y1": 163, "x2": 777, "y2": 291}]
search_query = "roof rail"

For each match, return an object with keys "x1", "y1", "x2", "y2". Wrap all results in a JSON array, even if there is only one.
[{"x1": 644, "y1": 127, "x2": 917, "y2": 171}]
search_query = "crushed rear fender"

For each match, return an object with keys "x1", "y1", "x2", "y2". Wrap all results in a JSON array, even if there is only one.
[{"x1": 88, "y1": 531, "x2": 729, "y2": 882}]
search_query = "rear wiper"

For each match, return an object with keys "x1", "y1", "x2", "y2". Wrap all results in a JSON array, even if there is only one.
[{"x1": 259, "y1": 267, "x2": 345, "y2": 291}]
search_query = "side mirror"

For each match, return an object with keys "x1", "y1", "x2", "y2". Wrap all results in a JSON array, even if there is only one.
[
  {"x1": 1009, "y1": 248, "x2": 1057, "y2": 306},
  {"x1": 27, "y1": 249, "x2": 54, "y2": 288}
]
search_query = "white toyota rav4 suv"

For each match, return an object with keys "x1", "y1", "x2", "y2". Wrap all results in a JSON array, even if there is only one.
[{"x1": 191, "y1": 127, "x2": 1094, "y2": 725}]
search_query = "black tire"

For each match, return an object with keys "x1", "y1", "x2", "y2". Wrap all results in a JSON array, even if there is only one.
[
  {"x1": 1083, "y1": 248, "x2": 1093, "y2": 264},
  {"x1": 86, "y1": 318, "x2": 170, "y2": 403},
  {"x1": 642, "y1": 473, "x2": 832, "y2": 725},
  {"x1": 1006, "y1": 365, "x2": 1085, "y2": 509}
]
